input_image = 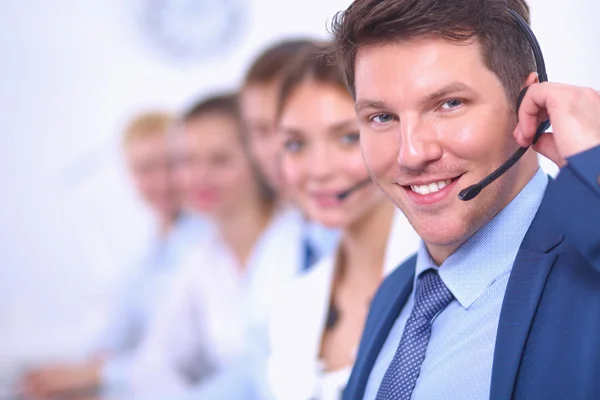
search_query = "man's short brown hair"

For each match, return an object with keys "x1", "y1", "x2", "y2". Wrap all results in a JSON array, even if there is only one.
[{"x1": 329, "y1": 0, "x2": 536, "y2": 103}]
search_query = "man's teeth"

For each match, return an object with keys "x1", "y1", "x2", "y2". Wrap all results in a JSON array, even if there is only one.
[{"x1": 410, "y1": 179, "x2": 453, "y2": 195}]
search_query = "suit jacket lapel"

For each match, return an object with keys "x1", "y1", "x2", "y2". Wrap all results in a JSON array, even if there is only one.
[
  {"x1": 490, "y1": 197, "x2": 564, "y2": 400},
  {"x1": 349, "y1": 261, "x2": 415, "y2": 399}
]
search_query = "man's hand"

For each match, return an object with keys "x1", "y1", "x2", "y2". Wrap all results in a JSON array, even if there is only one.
[{"x1": 514, "y1": 82, "x2": 600, "y2": 167}]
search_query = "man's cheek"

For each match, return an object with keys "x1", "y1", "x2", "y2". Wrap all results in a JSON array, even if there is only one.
[{"x1": 361, "y1": 136, "x2": 398, "y2": 178}]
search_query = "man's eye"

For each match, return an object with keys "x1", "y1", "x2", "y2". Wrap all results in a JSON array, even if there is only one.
[
  {"x1": 440, "y1": 99, "x2": 463, "y2": 110},
  {"x1": 340, "y1": 132, "x2": 360, "y2": 145},
  {"x1": 283, "y1": 139, "x2": 304, "y2": 153},
  {"x1": 371, "y1": 113, "x2": 394, "y2": 124}
]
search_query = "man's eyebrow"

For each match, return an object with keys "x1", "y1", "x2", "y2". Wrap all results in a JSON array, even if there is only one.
[
  {"x1": 354, "y1": 82, "x2": 474, "y2": 114},
  {"x1": 354, "y1": 100, "x2": 390, "y2": 114},
  {"x1": 421, "y1": 82, "x2": 473, "y2": 105}
]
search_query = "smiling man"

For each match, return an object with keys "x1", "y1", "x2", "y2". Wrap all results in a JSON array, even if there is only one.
[{"x1": 329, "y1": 0, "x2": 600, "y2": 399}]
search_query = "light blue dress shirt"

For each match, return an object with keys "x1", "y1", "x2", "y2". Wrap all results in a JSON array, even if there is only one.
[{"x1": 364, "y1": 168, "x2": 548, "y2": 400}]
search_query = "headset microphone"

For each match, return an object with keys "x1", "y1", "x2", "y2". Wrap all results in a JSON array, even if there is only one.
[
  {"x1": 458, "y1": 10, "x2": 551, "y2": 201},
  {"x1": 336, "y1": 177, "x2": 373, "y2": 200}
]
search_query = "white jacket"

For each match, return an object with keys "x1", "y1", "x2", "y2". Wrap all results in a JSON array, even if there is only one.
[{"x1": 267, "y1": 209, "x2": 421, "y2": 400}]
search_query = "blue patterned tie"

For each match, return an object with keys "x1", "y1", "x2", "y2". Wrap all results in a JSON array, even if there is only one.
[{"x1": 375, "y1": 269, "x2": 455, "y2": 400}]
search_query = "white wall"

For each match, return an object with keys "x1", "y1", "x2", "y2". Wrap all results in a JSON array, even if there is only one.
[
  {"x1": 0, "y1": 0, "x2": 598, "y2": 369},
  {"x1": 0, "y1": 0, "x2": 353, "y2": 369}
]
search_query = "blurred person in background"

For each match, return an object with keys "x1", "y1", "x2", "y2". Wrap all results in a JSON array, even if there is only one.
[
  {"x1": 266, "y1": 43, "x2": 421, "y2": 400},
  {"x1": 239, "y1": 38, "x2": 341, "y2": 267},
  {"x1": 127, "y1": 92, "x2": 308, "y2": 400},
  {"x1": 128, "y1": 39, "x2": 345, "y2": 400},
  {"x1": 131, "y1": 38, "x2": 347, "y2": 400},
  {"x1": 20, "y1": 111, "x2": 194, "y2": 400}
]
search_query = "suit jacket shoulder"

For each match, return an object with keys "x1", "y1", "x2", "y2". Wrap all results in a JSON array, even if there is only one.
[
  {"x1": 542, "y1": 145, "x2": 600, "y2": 271},
  {"x1": 492, "y1": 145, "x2": 600, "y2": 400}
]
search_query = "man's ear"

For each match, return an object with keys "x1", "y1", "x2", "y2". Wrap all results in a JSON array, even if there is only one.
[{"x1": 524, "y1": 71, "x2": 540, "y2": 87}]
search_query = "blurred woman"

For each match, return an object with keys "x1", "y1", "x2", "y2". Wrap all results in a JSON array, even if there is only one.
[
  {"x1": 267, "y1": 44, "x2": 421, "y2": 400},
  {"x1": 128, "y1": 93, "x2": 308, "y2": 399}
]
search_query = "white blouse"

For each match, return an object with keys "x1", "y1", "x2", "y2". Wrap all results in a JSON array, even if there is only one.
[
  {"x1": 267, "y1": 208, "x2": 422, "y2": 400},
  {"x1": 128, "y1": 206, "x2": 307, "y2": 398}
]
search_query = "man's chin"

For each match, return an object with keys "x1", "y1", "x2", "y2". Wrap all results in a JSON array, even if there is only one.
[{"x1": 415, "y1": 226, "x2": 468, "y2": 251}]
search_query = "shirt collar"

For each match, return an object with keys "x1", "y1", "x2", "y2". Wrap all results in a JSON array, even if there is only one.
[{"x1": 414, "y1": 168, "x2": 548, "y2": 309}]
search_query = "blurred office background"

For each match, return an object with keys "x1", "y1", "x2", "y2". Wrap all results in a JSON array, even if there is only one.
[{"x1": 0, "y1": 0, "x2": 598, "y2": 385}]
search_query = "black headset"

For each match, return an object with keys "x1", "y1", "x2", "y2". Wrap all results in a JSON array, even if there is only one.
[{"x1": 458, "y1": 9, "x2": 551, "y2": 201}]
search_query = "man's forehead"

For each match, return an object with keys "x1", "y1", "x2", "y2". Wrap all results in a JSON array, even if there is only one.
[
  {"x1": 354, "y1": 38, "x2": 489, "y2": 102},
  {"x1": 354, "y1": 35, "x2": 483, "y2": 67}
]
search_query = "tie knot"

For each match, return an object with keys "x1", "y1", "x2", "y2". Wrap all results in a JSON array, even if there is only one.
[{"x1": 412, "y1": 269, "x2": 454, "y2": 322}]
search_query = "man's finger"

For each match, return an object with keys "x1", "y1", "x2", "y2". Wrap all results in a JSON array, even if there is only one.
[
  {"x1": 517, "y1": 83, "x2": 554, "y2": 139},
  {"x1": 532, "y1": 132, "x2": 566, "y2": 168}
]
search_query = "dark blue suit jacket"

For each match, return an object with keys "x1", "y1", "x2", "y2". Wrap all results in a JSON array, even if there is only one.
[{"x1": 343, "y1": 145, "x2": 600, "y2": 400}]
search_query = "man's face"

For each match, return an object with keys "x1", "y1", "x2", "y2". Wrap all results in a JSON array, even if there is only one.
[
  {"x1": 354, "y1": 36, "x2": 537, "y2": 262},
  {"x1": 240, "y1": 82, "x2": 284, "y2": 193}
]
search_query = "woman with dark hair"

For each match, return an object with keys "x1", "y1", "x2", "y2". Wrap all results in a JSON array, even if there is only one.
[{"x1": 266, "y1": 43, "x2": 420, "y2": 400}]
